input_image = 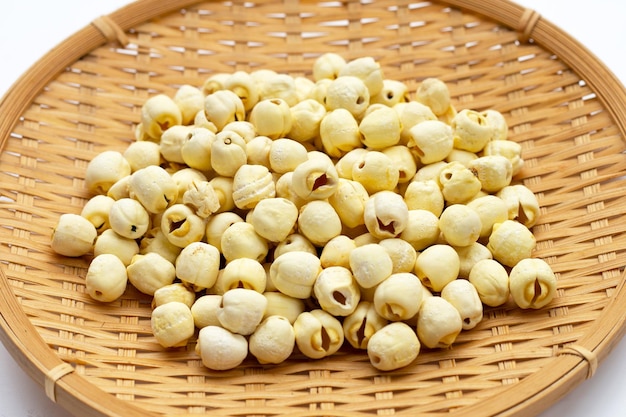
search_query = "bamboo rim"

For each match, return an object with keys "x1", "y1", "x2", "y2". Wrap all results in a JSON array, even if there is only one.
[{"x1": 1, "y1": 1, "x2": 625, "y2": 416}]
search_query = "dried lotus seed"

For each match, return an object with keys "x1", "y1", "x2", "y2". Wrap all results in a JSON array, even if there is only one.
[
  {"x1": 94, "y1": 228, "x2": 139, "y2": 266},
  {"x1": 191, "y1": 295, "x2": 223, "y2": 329},
  {"x1": 373, "y1": 272, "x2": 423, "y2": 321},
  {"x1": 320, "y1": 235, "x2": 356, "y2": 269},
  {"x1": 160, "y1": 203, "x2": 206, "y2": 248},
  {"x1": 203, "y1": 89, "x2": 245, "y2": 131},
  {"x1": 398, "y1": 209, "x2": 440, "y2": 252},
  {"x1": 141, "y1": 94, "x2": 183, "y2": 140},
  {"x1": 416, "y1": 296, "x2": 463, "y2": 349},
  {"x1": 293, "y1": 309, "x2": 344, "y2": 359},
  {"x1": 440, "y1": 279, "x2": 483, "y2": 330},
  {"x1": 338, "y1": 56, "x2": 384, "y2": 97},
  {"x1": 367, "y1": 322, "x2": 419, "y2": 371},
  {"x1": 438, "y1": 204, "x2": 482, "y2": 247},
  {"x1": 151, "y1": 301, "x2": 195, "y2": 348},
  {"x1": 248, "y1": 197, "x2": 298, "y2": 242},
  {"x1": 415, "y1": 78, "x2": 451, "y2": 116},
  {"x1": 270, "y1": 251, "x2": 322, "y2": 299},
  {"x1": 51, "y1": 213, "x2": 97, "y2": 257},
  {"x1": 297, "y1": 200, "x2": 342, "y2": 247},
  {"x1": 248, "y1": 98, "x2": 293, "y2": 139},
  {"x1": 363, "y1": 190, "x2": 409, "y2": 239},
  {"x1": 109, "y1": 198, "x2": 150, "y2": 240},
  {"x1": 263, "y1": 291, "x2": 306, "y2": 324},
  {"x1": 217, "y1": 288, "x2": 267, "y2": 335},
  {"x1": 84, "y1": 150, "x2": 131, "y2": 195},
  {"x1": 85, "y1": 253, "x2": 128, "y2": 302},
  {"x1": 359, "y1": 104, "x2": 402, "y2": 149},
  {"x1": 349, "y1": 243, "x2": 393, "y2": 289},
  {"x1": 211, "y1": 130, "x2": 247, "y2": 177},
  {"x1": 127, "y1": 252, "x2": 176, "y2": 296},
  {"x1": 313, "y1": 266, "x2": 360, "y2": 316},
  {"x1": 153, "y1": 283, "x2": 196, "y2": 309},
  {"x1": 343, "y1": 301, "x2": 388, "y2": 349},
  {"x1": 509, "y1": 258, "x2": 557, "y2": 309},
  {"x1": 325, "y1": 76, "x2": 370, "y2": 118},
  {"x1": 468, "y1": 258, "x2": 510, "y2": 307},
  {"x1": 249, "y1": 315, "x2": 295, "y2": 365},
  {"x1": 129, "y1": 165, "x2": 178, "y2": 214},
  {"x1": 175, "y1": 241, "x2": 220, "y2": 290},
  {"x1": 414, "y1": 244, "x2": 460, "y2": 292},
  {"x1": 269, "y1": 138, "x2": 309, "y2": 174},
  {"x1": 487, "y1": 220, "x2": 536, "y2": 267},
  {"x1": 220, "y1": 221, "x2": 268, "y2": 263},
  {"x1": 196, "y1": 325, "x2": 248, "y2": 371}
]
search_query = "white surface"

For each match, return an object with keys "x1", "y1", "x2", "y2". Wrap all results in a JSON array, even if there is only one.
[{"x1": 1, "y1": 1, "x2": 625, "y2": 417}]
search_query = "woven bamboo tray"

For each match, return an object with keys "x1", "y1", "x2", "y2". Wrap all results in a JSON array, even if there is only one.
[{"x1": 2, "y1": 0, "x2": 626, "y2": 416}]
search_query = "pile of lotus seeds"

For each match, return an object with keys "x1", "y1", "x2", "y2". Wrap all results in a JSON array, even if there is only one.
[{"x1": 50, "y1": 53, "x2": 557, "y2": 371}]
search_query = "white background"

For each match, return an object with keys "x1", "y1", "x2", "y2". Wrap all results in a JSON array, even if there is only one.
[{"x1": 1, "y1": 1, "x2": 625, "y2": 417}]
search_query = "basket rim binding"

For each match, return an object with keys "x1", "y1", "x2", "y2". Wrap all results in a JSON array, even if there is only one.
[{"x1": 1, "y1": 1, "x2": 626, "y2": 416}]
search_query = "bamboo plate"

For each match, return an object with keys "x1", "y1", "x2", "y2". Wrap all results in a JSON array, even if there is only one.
[{"x1": 2, "y1": 1, "x2": 626, "y2": 416}]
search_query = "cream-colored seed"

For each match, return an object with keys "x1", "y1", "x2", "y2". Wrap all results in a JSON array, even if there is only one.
[
  {"x1": 182, "y1": 180, "x2": 221, "y2": 218},
  {"x1": 338, "y1": 56, "x2": 384, "y2": 97},
  {"x1": 270, "y1": 251, "x2": 322, "y2": 299},
  {"x1": 381, "y1": 145, "x2": 417, "y2": 184},
  {"x1": 141, "y1": 94, "x2": 183, "y2": 140},
  {"x1": 293, "y1": 309, "x2": 344, "y2": 359},
  {"x1": 138, "y1": 227, "x2": 182, "y2": 264},
  {"x1": 263, "y1": 291, "x2": 306, "y2": 324},
  {"x1": 349, "y1": 243, "x2": 393, "y2": 289},
  {"x1": 222, "y1": 120, "x2": 256, "y2": 143},
  {"x1": 363, "y1": 191, "x2": 409, "y2": 239},
  {"x1": 468, "y1": 258, "x2": 510, "y2": 307},
  {"x1": 394, "y1": 101, "x2": 437, "y2": 144},
  {"x1": 205, "y1": 212, "x2": 243, "y2": 252},
  {"x1": 319, "y1": 108, "x2": 362, "y2": 158},
  {"x1": 80, "y1": 195, "x2": 115, "y2": 234},
  {"x1": 217, "y1": 288, "x2": 268, "y2": 335},
  {"x1": 201, "y1": 72, "x2": 229, "y2": 95},
  {"x1": 151, "y1": 301, "x2": 195, "y2": 348},
  {"x1": 353, "y1": 232, "x2": 380, "y2": 247},
  {"x1": 94, "y1": 229, "x2": 139, "y2": 266},
  {"x1": 84, "y1": 150, "x2": 131, "y2": 195},
  {"x1": 160, "y1": 125, "x2": 192, "y2": 164},
  {"x1": 258, "y1": 73, "x2": 299, "y2": 106},
  {"x1": 407, "y1": 120, "x2": 454, "y2": 164},
  {"x1": 291, "y1": 155, "x2": 339, "y2": 201},
  {"x1": 129, "y1": 165, "x2": 178, "y2": 214},
  {"x1": 196, "y1": 325, "x2": 248, "y2": 371},
  {"x1": 335, "y1": 148, "x2": 368, "y2": 180},
  {"x1": 378, "y1": 238, "x2": 418, "y2": 274},
  {"x1": 193, "y1": 108, "x2": 219, "y2": 132},
  {"x1": 274, "y1": 172, "x2": 308, "y2": 209},
  {"x1": 211, "y1": 130, "x2": 247, "y2": 177},
  {"x1": 359, "y1": 105, "x2": 402, "y2": 150},
  {"x1": 413, "y1": 160, "x2": 447, "y2": 184},
  {"x1": 214, "y1": 258, "x2": 267, "y2": 294},
  {"x1": 294, "y1": 76, "x2": 316, "y2": 102},
  {"x1": 175, "y1": 242, "x2": 220, "y2": 290},
  {"x1": 220, "y1": 221, "x2": 269, "y2": 263},
  {"x1": 445, "y1": 148, "x2": 478, "y2": 166},
  {"x1": 320, "y1": 235, "x2": 356, "y2": 269},
  {"x1": 438, "y1": 204, "x2": 482, "y2": 247},
  {"x1": 232, "y1": 164, "x2": 276, "y2": 210},
  {"x1": 417, "y1": 296, "x2": 463, "y2": 349},
  {"x1": 326, "y1": 179, "x2": 368, "y2": 229},
  {"x1": 297, "y1": 200, "x2": 342, "y2": 247},
  {"x1": 106, "y1": 175, "x2": 131, "y2": 200},
  {"x1": 209, "y1": 176, "x2": 236, "y2": 213},
  {"x1": 160, "y1": 203, "x2": 206, "y2": 248},
  {"x1": 152, "y1": 283, "x2": 196, "y2": 309},
  {"x1": 509, "y1": 258, "x2": 557, "y2": 309},
  {"x1": 203, "y1": 89, "x2": 245, "y2": 131},
  {"x1": 109, "y1": 198, "x2": 150, "y2": 240},
  {"x1": 403, "y1": 180, "x2": 444, "y2": 217},
  {"x1": 269, "y1": 138, "x2": 309, "y2": 174},
  {"x1": 439, "y1": 161, "x2": 482, "y2": 204},
  {"x1": 246, "y1": 135, "x2": 273, "y2": 168},
  {"x1": 223, "y1": 71, "x2": 260, "y2": 111},
  {"x1": 343, "y1": 301, "x2": 388, "y2": 349},
  {"x1": 466, "y1": 195, "x2": 509, "y2": 239},
  {"x1": 414, "y1": 244, "x2": 460, "y2": 292},
  {"x1": 308, "y1": 78, "x2": 332, "y2": 106},
  {"x1": 85, "y1": 253, "x2": 128, "y2": 302},
  {"x1": 123, "y1": 140, "x2": 162, "y2": 172},
  {"x1": 127, "y1": 252, "x2": 176, "y2": 296},
  {"x1": 313, "y1": 266, "x2": 360, "y2": 316},
  {"x1": 371, "y1": 79, "x2": 409, "y2": 107},
  {"x1": 273, "y1": 233, "x2": 317, "y2": 258},
  {"x1": 496, "y1": 184, "x2": 540, "y2": 228},
  {"x1": 249, "y1": 197, "x2": 298, "y2": 242},
  {"x1": 324, "y1": 76, "x2": 370, "y2": 118},
  {"x1": 249, "y1": 315, "x2": 295, "y2": 364},
  {"x1": 487, "y1": 220, "x2": 536, "y2": 267},
  {"x1": 313, "y1": 52, "x2": 346, "y2": 81},
  {"x1": 190, "y1": 295, "x2": 223, "y2": 329},
  {"x1": 468, "y1": 155, "x2": 513, "y2": 193},
  {"x1": 398, "y1": 209, "x2": 440, "y2": 252},
  {"x1": 374, "y1": 272, "x2": 423, "y2": 321},
  {"x1": 181, "y1": 127, "x2": 215, "y2": 171},
  {"x1": 174, "y1": 84, "x2": 205, "y2": 125},
  {"x1": 455, "y1": 242, "x2": 493, "y2": 279},
  {"x1": 415, "y1": 78, "x2": 451, "y2": 116},
  {"x1": 170, "y1": 168, "x2": 208, "y2": 204},
  {"x1": 483, "y1": 140, "x2": 524, "y2": 175},
  {"x1": 249, "y1": 98, "x2": 293, "y2": 139},
  {"x1": 482, "y1": 109, "x2": 509, "y2": 141},
  {"x1": 351, "y1": 150, "x2": 400, "y2": 194},
  {"x1": 441, "y1": 279, "x2": 483, "y2": 330},
  {"x1": 288, "y1": 98, "x2": 327, "y2": 143},
  {"x1": 451, "y1": 109, "x2": 495, "y2": 152},
  {"x1": 367, "y1": 322, "x2": 420, "y2": 371}
]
